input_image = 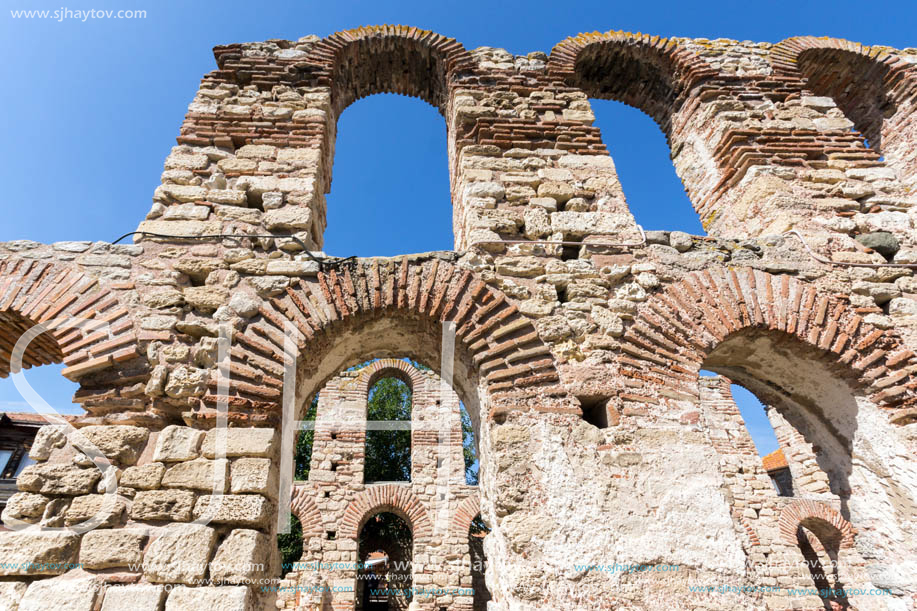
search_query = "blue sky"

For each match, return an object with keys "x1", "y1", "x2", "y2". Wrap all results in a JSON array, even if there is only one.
[{"x1": 2, "y1": 0, "x2": 907, "y2": 451}]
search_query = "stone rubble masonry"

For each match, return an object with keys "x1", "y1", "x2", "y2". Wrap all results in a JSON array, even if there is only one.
[{"x1": 0, "y1": 24, "x2": 914, "y2": 611}]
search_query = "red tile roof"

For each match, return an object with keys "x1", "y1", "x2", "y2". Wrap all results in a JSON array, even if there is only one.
[
  {"x1": 762, "y1": 448, "x2": 788, "y2": 472},
  {"x1": 1, "y1": 412, "x2": 78, "y2": 425}
]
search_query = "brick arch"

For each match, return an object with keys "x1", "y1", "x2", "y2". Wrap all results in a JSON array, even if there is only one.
[
  {"x1": 205, "y1": 257, "x2": 576, "y2": 424},
  {"x1": 290, "y1": 484, "x2": 323, "y2": 539},
  {"x1": 355, "y1": 358, "x2": 427, "y2": 401},
  {"x1": 451, "y1": 495, "x2": 481, "y2": 538},
  {"x1": 619, "y1": 267, "x2": 917, "y2": 421},
  {"x1": 778, "y1": 500, "x2": 855, "y2": 549},
  {"x1": 548, "y1": 31, "x2": 718, "y2": 131},
  {"x1": 339, "y1": 484, "x2": 432, "y2": 543},
  {"x1": 303, "y1": 25, "x2": 476, "y2": 117},
  {"x1": 0, "y1": 259, "x2": 138, "y2": 381},
  {"x1": 771, "y1": 37, "x2": 917, "y2": 169}
]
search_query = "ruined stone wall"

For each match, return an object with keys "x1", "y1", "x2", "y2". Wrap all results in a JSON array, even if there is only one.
[{"x1": 0, "y1": 25, "x2": 915, "y2": 611}]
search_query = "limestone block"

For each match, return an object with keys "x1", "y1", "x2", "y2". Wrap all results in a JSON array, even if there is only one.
[
  {"x1": 141, "y1": 287, "x2": 185, "y2": 309},
  {"x1": 183, "y1": 286, "x2": 230, "y2": 313},
  {"x1": 228, "y1": 292, "x2": 261, "y2": 318},
  {"x1": 71, "y1": 425, "x2": 149, "y2": 465},
  {"x1": 0, "y1": 582, "x2": 27, "y2": 611},
  {"x1": 463, "y1": 182, "x2": 505, "y2": 200},
  {"x1": 164, "y1": 366, "x2": 209, "y2": 399},
  {"x1": 143, "y1": 524, "x2": 217, "y2": 584},
  {"x1": 193, "y1": 494, "x2": 270, "y2": 528},
  {"x1": 153, "y1": 426, "x2": 205, "y2": 462},
  {"x1": 100, "y1": 584, "x2": 167, "y2": 611},
  {"x1": 495, "y1": 256, "x2": 545, "y2": 278},
  {"x1": 236, "y1": 175, "x2": 313, "y2": 196},
  {"x1": 536, "y1": 180, "x2": 574, "y2": 203},
  {"x1": 262, "y1": 206, "x2": 312, "y2": 231},
  {"x1": 18, "y1": 577, "x2": 100, "y2": 611},
  {"x1": 17, "y1": 463, "x2": 101, "y2": 495},
  {"x1": 120, "y1": 462, "x2": 166, "y2": 489},
  {"x1": 206, "y1": 190, "x2": 247, "y2": 206},
  {"x1": 80, "y1": 529, "x2": 148, "y2": 569},
  {"x1": 2, "y1": 492, "x2": 49, "y2": 520},
  {"x1": 64, "y1": 493, "x2": 126, "y2": 527},
  {"x1": 136, "y1": 220, "x2": 222, "y2": 238},
  {"x1": 264, "y1": 260, "x2": 319, "y2": 276},
  {"x1": 131, "y1": 490, "x2": 195, "y2": 522},
  {"x1": 236, "y1": 144, "x2": 276, "y2": 159},
  {"x1": 276, "y1": 147, "x2": 320, "y2": 166},
  {"x1": 550, "y1": 211, "x2": 631, "y2": 237},
  {"x1": 159, "y1": 185, "x2": 207, "y2": 203},
  {"x1": 164, "y1": 585, "x2": 251, "y2": 611},
  {"x1": 163, "y1": 203, "x2": 210, "y2": 221},
  {"x1": 209, "y1": 529, "x2": 270, "y2": 583},
  {"x1": 165, "y1": 153, "x2": 209, "y2": 170},
  {"x1": 217, "y1": 158, "x2": 257, "y2": 173},
  {"x1": 29, "y1": 424, "x2": 68, "y2": 460},
  {"x1": 201, "y1": 428, "x2": 276, "y2": 458},
  {"x1": 230, "y1": 458, "x2": 276, "y2": 498},
  {"x1": 161, "y1": 458, "x2": 229, "y2": 493},
  {"x1": 0, "y1": 532, "x2": 80, "y2": 576}
]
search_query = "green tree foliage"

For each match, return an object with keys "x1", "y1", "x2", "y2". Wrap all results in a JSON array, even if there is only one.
[
  {"x1": 365, "y1": 377, "x2": 412, "y2": 482},
  {"x1": 461, "y1": 406, "x2": 478, "y2": 485},
  {"x1": 277, "y1": 513, "x2": 303, "y2": 573}
]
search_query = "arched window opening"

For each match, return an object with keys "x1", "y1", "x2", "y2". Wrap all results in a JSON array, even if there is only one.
[
  {"x1": 358, "y1": 512, "x2": 413, "y2": 611},
  {"x1": 365, "y1": 375, "x2": 412, "y2": 483},
  {"x1": 323, "y1": 95, "x2": 453, "y2": 258},
  {"x1": 702, "y1": 331, "x2": 855, "y2": 503},
  {"x1": 461, "y1": 402, "x2": 479, "y2": 485},
  {"x1": 796, "y1": 520, "x2": 850, "y2": 610},
  {"x1": 277, "y1": 393, "x2": 318, "y2": 571},
  {"x1": 797, "y1": 49, "x2": 893, "y2": 157},
  {"x1": 469, "y1": 513, "x2": 491, "y2": 610},
  {"x1": 591, "y1": 99, "x2": 705, "y2": 235}
]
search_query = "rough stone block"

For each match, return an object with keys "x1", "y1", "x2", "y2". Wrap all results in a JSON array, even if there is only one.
[
  {"x1": 18, "y1": 577, "x2": 100, "y2": 611},
  {"x1": 0, "y1": 582, "x2": 27, "y2": 610},
  {"x1": 131, "y1": 490, "x2": 195, "y2": 522},
  {"x1": 100, "y1": 584, "x2": 167, "y2": 611},
  {"x1": 120, "y1": 462, "x2": 166, "y2": 489},
  {"x1": 143, "y1": 524, "x2": 217, "y2": 584},
  {"x1": 209, "y1": 529, "x2": 270, "y2": 583},
  {"x1": 161, "y1": 458, "x2": 229, "y2": 493},
  {"x1": 0, "y1": 532, "x2": 80, "y2": 576},
  {"x1": 16, "y1": 463, "x2": 100, "y2": 496},
  {"x1": 80, "y1": 528, "x2": 148, "y2": 569},
  {"x1": 230, "y1": 458, "x2": 276, "y2": 498},
  {"x1": 201, "y1": 428, "x2": 275, "y2": 458},
  {"x1": 164, "y1": 585, "x2": 251, "y2": 611},
  {"x1": 70, "y1": 425, "x2": 149, "y2": 466},
  {"x1": 153, "y1": 426, "x2": 205, "y2": 462},
  {"x1": 192, "y1": 494, "x2": 270, "y2": 528},
  {"x1": 2, "y1": 492, "x2": 49, "y2": 520},
  {"x1": 64, "y1": 493, "x2": 127, "y2": 527},
  {"x1": 28, "y1": 424, "x2": 68, "y2": 460}
]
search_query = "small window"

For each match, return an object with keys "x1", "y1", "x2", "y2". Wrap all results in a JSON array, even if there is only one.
[
  {"x1": 0, "y1": 450, "x2": 13, "y2": 475},
  {"x1": 13, "y1": 454, "x2": 36, "y2": 477}
]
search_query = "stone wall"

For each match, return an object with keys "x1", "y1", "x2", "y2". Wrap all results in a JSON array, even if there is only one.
[{"x1": 0, "y1": 25, "x2": 915, "y2": 611}]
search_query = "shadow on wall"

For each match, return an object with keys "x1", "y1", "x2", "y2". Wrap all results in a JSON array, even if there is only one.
[{"x1": 702, "y1": 330, "x2": 857, "y2": 513}]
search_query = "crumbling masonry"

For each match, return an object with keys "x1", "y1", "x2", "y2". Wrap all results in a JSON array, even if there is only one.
[{"x1": 0, "y1": 26, "x2": 915, "y2": 611}]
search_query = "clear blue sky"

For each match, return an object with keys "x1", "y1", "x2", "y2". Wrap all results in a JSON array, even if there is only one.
[{"x1": 2, "y1": 0, "x2": 906, "y2": 451}]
